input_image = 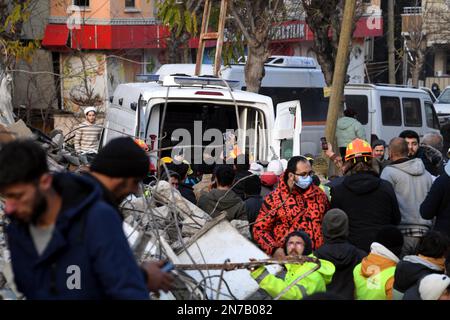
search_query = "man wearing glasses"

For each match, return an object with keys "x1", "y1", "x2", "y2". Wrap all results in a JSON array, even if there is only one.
[{"x1": 253, "y1": 156, "x2": 330, "y2": 259}]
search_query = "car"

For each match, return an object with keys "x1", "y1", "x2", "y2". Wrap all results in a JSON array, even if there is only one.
[{"x1": 434, "y1": 85, "x2": 450, "y2": 125}]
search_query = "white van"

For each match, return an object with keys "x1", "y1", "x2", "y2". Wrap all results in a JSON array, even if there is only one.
[
  {"x1": 344, "y1": 84, "x2": 441, "y2": 145},
  {"x1": 102, "y1": 75, "x2": 302, "y2": 167},
  {"x1": 156, "y1": 57, "x2": 327, "y2": 158}
]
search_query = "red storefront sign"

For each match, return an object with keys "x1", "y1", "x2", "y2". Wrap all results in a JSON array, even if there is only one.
[{"x1": 42, "y1": 16, "x2": 383, "y2": 50}]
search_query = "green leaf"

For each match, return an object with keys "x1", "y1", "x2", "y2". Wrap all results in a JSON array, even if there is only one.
[{"x1": 185, "y1": 10, "x2": 192, "y2": 34}]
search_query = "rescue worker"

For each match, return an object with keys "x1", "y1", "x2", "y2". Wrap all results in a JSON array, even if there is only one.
[
  {"x1": 253, "y1": 156, "x2": 329, "y2": 258},
  {"x1": 353, "y1": 226, "x2": 404, "y2": 300},
  {"x1": 250, "y1": 230, "x2": 335, "y2": 300},
  {"x1": 330, "y1": 138, "x2": 401, "y2": 252}
]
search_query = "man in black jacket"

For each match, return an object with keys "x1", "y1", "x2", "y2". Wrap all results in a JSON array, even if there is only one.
[
  {"x1": 393, "y1": 231, "x2": 449, "y2": 300},
  {"x1": 420, "y1": 161, "x2": 450, "y2": 238},
  {"x1": 330, "y1": 138, "x2": 401, "y2": 252},
  {"x1": 314, "y1": 208, "x2": 366, "y2": 299}
]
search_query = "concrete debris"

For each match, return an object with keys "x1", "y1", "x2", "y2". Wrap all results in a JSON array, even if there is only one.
[{"x1": 119, "y1": 182, "x2": 279, "y2": 300}]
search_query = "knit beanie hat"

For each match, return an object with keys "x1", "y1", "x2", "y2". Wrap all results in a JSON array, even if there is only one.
[
  {"x1": 90, "y1": 137, "x2": 149, "y2": 178},
  {"x1": 284, "y1": 230, "x2": 313, "y2": 256},
  {"x1": 419, "y1": 274, "x2": 450, "y2": 300},
  {"x1": 375, "y1": 226, "x2": 404, "y2": 257},
  {"x1": 322, "y1": 208, "x2": 349, "y2": 241}
]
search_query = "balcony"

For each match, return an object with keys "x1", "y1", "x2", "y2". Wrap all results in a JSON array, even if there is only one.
[{"x1": 401, "y1": 7, "x2": 423, "y2": 36}]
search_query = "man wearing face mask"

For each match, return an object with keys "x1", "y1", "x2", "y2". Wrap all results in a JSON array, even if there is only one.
[
  {"x1": 0, "y1": 139, "x2": 150, "y2": 299},
  {"x1": 253, "y1": 156, "x2": 329, "y2": 259}
]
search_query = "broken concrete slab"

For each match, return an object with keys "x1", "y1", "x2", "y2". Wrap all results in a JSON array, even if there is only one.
[
  {"x1": 175, "y1": 213, "x2": 281, "y2": 300},
  {"x1": 7, "y1": 119, "x2": 34, "y2": 139}
]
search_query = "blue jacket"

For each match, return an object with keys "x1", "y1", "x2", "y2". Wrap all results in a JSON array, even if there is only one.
[{"x1": 6, "y1": 173, "x2": 149, "y2": 299}]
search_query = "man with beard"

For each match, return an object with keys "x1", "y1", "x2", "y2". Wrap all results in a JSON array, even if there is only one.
[
  {"x1": 85, "y1": 137, "x2": 174, "y2": 294},
  {"x1": 0, "y1": 139, "x2": 149, "y2": 299},
  {"x1": 250, "y1": 231, "x2": 335, "y2": 300}
]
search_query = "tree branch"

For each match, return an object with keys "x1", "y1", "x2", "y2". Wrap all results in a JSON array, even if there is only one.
[{"x1": 228, "y1": 1, "x2": 254, "y2": 44}]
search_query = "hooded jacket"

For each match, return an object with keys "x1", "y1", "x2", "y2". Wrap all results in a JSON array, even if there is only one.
[
  {"x1": 380, "y1": 158, "x2": 433, "y2": 231},
  {"x1": 336, "y1": 116, "x2": 366, "y2": 148},
  {"x1": 6, "y1": 173, "x2": 148, "y2": 299},
  {"x1": 393, "y1": 255, "x2": 444, "y2": 300},
  {"x1": 353, "y1": 242, "x2": 399, "y2": 300},
  {"x1": 197, "y1": 188, "x2": 247, "y2": 221},
  {"x1": 315, "y1": 240, "x2": 366, "y2": 299},
  {"x1": 331, "y1": 172, "x2": 401, "y2": 252},
  {"x1": 420, "y1": 171, "x2": 450, "y2": 238},
  {"x1": 253, "y1": 173, "x2": 329, "y2": 255}
]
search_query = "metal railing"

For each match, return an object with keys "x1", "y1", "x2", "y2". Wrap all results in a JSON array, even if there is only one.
[{"x1": 403, "y1": 6, "x2": 422, "y2": 15}]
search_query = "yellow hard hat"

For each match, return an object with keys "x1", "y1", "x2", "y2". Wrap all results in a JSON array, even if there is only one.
[{"x1": 160, "y1": 156, "x2": 173, "y2": 164}]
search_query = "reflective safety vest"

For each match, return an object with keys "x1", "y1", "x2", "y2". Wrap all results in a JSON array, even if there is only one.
[
  {"x1": 251, "y1": 254, "x2": 335, "y2": 300},
  {"x1": 353, "y1": 263, "x2": 396, "y2": 300}
]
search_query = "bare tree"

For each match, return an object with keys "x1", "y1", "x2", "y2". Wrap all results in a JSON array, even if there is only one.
[
  {"x1": 228, "y1": 0, "x2": 285, "y2": 92},
  {"x1": 300, "y1": 0, "x2": 364, "y2": 86},
  {"x1": 404, "y1": 0, "x2": 450, "y2": 86}
]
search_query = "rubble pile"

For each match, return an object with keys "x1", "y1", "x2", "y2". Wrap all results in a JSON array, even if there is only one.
[{"x1": 119, "y1": 180, "x2": 276, "y2": 300}]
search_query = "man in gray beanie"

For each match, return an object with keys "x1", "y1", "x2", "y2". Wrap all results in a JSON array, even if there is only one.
[{"x1": 314, "y1": 208, "x2": 366, "y2": 299}]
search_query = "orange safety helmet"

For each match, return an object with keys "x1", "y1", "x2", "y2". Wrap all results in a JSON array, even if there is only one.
[
  {"x1": 134, "y1": 138, "x2": 149, "y2": 152},
  {"x1": 345, "y1": 138, "x2": 372, "y2": 162}
]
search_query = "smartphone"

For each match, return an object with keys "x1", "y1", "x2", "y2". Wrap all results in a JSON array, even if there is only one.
[
  {"x1": 161, "y1": 261, "x2": 174, "y2": 273},
  {"x1": 320, "y1": 137, "x2": 328, "y2": 150}
]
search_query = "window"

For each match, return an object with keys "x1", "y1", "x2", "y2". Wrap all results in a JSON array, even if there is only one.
[
  {"x1": 438, "y1": 88, "x2": 450, "y2": 103},
  {"x1": 74, "y1": 0, "x2": 89, "y2": 7},
  {"x1": 125, "y1": 0, "x2": 135, "y2": 7},
  {"x1": 402, "y1": 98, "x2": 422, "y2": 127},
  {"x1": 425, "y1": 101, "x2": 440, "y2": 129},
  {"x1": 258, "y1": 87, "x2": 329, "y2": 122},
  {"x1": 344, "y1": 95, "x2": 369, "y2": 124},
  {"x1": 380, "y1": 96, "x2": 401, "y2": 126}
]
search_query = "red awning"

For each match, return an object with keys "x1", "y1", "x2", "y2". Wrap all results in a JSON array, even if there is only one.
[{"x1": 42, "y1": 24, "x2": 69, "y2": 47}]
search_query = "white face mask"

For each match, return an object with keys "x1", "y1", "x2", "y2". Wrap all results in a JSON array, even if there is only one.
[{"x1": 295, "y1": 175, "x2": 312, "y2": 189}]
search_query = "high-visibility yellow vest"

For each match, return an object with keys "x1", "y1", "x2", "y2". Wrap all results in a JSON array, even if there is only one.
[{"x1": 353, "y1": 263, "x2": 396, "y2": 300}]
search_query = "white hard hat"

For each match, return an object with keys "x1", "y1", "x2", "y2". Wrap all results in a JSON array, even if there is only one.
[
  {"x1": 249, "y1": 162, "x2": 263, "y2": 176},
  {"x1": 84, "y1": 106, "x2": 97, "y2": 115},
  {"x1": 267, "y1": 159, "x2": 283, "y2": 176}
]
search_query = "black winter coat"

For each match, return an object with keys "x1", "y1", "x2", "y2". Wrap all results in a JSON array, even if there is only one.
[
  {"x1": 314, "y1": 240, "x2": 366, "y2": 299},
  {"x1": 330, "y1": 172, "x2": 401, "y2": 252},
  {"x1": 393, "y1": 255, "x2": 444, "y2": 297},
  {"x1": 420, "y1": 172, "x2": 450, "y2": 238},
  {"x1": 178, "y1": 183, "x2": 197, "y2": 204}
]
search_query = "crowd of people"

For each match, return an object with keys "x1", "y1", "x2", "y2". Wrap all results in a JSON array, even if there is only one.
[{"x1": 1, "y1": 118, "x2": 450, "y2": 300}]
